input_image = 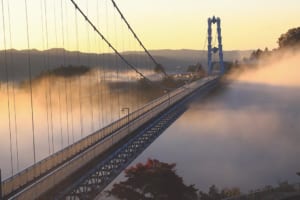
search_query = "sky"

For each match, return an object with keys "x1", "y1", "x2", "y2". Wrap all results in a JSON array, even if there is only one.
[
  {"x1": 0, "y1": 0, "x2": 299, "y2": 51},
  {"x1": 117, "y1": 0, "x2": 300, "y2": 50}
]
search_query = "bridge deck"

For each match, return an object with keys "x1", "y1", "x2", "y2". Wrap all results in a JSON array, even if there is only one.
[
  {"x1": 47, "y1": 95, "x2": 188, "y2": 199},
  {"x1": 51, "y1": 75, "x2": 220, "y2": 200},
  {"x1": 1, "y1": 76, "x2": 220, "y2": 200}
]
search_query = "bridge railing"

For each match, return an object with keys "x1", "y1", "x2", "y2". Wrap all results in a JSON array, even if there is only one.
[{"x1": 2, "y1": 76, "x2": 219, "y2": 199}]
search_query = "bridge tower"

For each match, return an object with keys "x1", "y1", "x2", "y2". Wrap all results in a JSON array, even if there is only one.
[{"x1": 207, "y1": 16, "x2": 225, "y2": 75}]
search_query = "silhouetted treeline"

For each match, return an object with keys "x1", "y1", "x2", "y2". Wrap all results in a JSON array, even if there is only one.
[
  {"x1": 224, "y1": 26, "x2": 300, "y2": 71},
  {"x1": 0, "y1": 48, "x2": 252, "y2": 82},
  {"x1": 199, "y1": 185, "x2": 241, "y2": 200},
  {"x1": 278, "y1": 27, "x2": 300, "y2": 50},
  {"x1": 41, "y1": 65, "x2": 91, "y2": 78}
]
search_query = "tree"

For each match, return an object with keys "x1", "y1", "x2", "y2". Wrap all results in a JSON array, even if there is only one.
[
  {"x1": 208, "y1": 185, "x2": 220, "y2": 199},
  {"x1": 264, "y1": 47, "x2": 269, "y2": 52},
  {"x1": 154, "y1": 64, "x2": 167, "y2": 76},
  {"x1": 275, "y1": 181, "x2": 296, "y2": 193},
  {"x1": 187, "y1": 63, "x2": 205, "y2": 73},
  {"x1": 43, "y1": 65, "x2": 91, "y2": 78},
  {"x1": 278, "y1": 27, "x2": 300, "y2": 49},
  {"x1": 199, "y1": 185, "x2": 241, "y2": 200},
  {"x1": 186, "y1": 63, "x2": 206, "y2": 79},
  {"x1": 199, "y1": 185, "x2": 221, "y2": 200},
  {"x1": 220, "y1": 187, "x2": 241, "y2": 198},
  {"x1": 250, "y1": 49, "x2": 263, "y2": 60},
  {"x1": 106, "y1": 159, "x2": 198, "y2": 200},
  {"x1": 187, "y1": 65, "x2": 197, "y2": 73}
]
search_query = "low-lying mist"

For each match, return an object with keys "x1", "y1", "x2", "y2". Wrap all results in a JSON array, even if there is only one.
[
  {"x1": 233, "y1": 49, "x2": 300, "y2": 87},
  {"x1": 185, "y1": 48, "x2": 300, "y2": 191},
  {"x1": 117, "y1": 48, "x2": 300, "y2": 193},
  {"x1": 0, "y1": 68, "x2": 167, "y2": 179}
]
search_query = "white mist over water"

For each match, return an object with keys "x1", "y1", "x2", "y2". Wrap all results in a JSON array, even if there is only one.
[
  {"x1": 104, "y1": 50, "x2": 300, "y2": 194},
  {"x1": 0, "y1": 69, "x2": 161, "y2": 179},
  {"x1": 236, "y1": 49, "x2": 300, "y2": 87}
]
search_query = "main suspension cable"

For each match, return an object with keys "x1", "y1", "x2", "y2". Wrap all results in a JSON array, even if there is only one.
[
  {"x1": 110, "y1": 0, "x2": 167, "y2": 77},
  {"x1": 69, "y1": 0, "x2": 158, "y2": 85}
]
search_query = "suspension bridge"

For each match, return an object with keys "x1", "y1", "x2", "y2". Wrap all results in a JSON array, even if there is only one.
[{"x1": 0, "y1": 0, "x2": 225, "y2": 199}]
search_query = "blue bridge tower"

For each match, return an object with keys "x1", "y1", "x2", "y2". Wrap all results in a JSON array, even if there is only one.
[{"x1": 207, "y1": 16, "x2": 225, "y2": 75}]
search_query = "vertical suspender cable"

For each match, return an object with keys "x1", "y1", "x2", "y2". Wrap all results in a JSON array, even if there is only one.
[
  {"x1": 137, "y1": 41, "x2": 141, "y2": 110},
  {"x1": 75, "y1": 9, "x2": 84, "y2": 139},
  {"x1": 95, "y1": 39, "x2": 102, "y2": 130},
  {"x1": 24, "y1": 0, "x2": 37, "y2": 164},
  {"x1": 53, "y1": 0, "x2": 64, "y2": 150},
  {"x1": 86, "y1": 1, "x2": 94, "y2": 133},
  {"x1": 65, "y1": 1, "x2": 74, "y2": 145},
  {"x1": 6, "y1": 0, "x2": 20, "y2": 172},
  {"x1": 96, "y1": 0, "x2": 102, "y2": 130},
  {"x1": 106, "y1": 0, "x2": 114, "y2": 128},
  {"x1": 69, "y1": 0, "x2": 166, "y2": 90},
  {"x1": 121, "y1": 17, "x2": 125, "y2": 109},
  {"x1": 40, "y1": 0, "x2": 51, "y2": 155},
  {"x1": 43, "y1": 0, "x2": 55, "y2": 154},
  {"x1": 128, "y1": 29, "x2": 133, "y2": 113},
  {"x1": 110, "y1": 0, "x2": 167, "y2": 77},
  {"x1": 113, "y1": 4, "x2": 121, "y2": 122},
  {"x1": 1, "y1": 0, "x2": 14, "y2": 176},
  {"x1": 120, "y1": 17, "x2": 124, "y2": 97},
  {"x1": 103, "y1": 1, "x2": 108, "y2": 128},
  {"x1": 0, "y1": 168, "x2": 2, "y2": 198},
  {"x1": 138, "y1": 43, "x2": 143, "y2": 109},
  {"x1": 135, "y1": 42, "x2": 140, "y2": 110},
  {"x1": 96, "y1": 0, "x2": 106, "y2": 133},
  {"x1": 105, "y1": 0, "x2": 112, "y2": 130},
  {"x1": 60, "y1": 0, "x2": 70, "y2": 149},
  {"x1": 68, "y1": 0, "x2": 172, "y2": 130}
]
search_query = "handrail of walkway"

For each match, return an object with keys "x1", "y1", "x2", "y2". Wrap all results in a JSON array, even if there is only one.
[{"x1": 1, "y1": 75, "x2": 219, "y2": 199}]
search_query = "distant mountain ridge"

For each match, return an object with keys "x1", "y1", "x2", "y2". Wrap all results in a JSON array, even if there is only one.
[
  {"x1": 0, "y1": 48, "x2": 251, "y2": 82},
  {"x1": 150, "y1": 49, "x2": 252, "y2": 61}
]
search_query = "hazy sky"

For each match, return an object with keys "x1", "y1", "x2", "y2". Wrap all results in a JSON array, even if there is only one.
[
  {"x1": 117, "y1": 0, "x2": 300, "y2": 50},
  {"x1": 1, "y1": 0, "x2": 299, "y2": 51}
]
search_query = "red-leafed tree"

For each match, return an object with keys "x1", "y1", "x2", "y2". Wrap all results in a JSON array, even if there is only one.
[{"x1": 106, "y1": 159, "x2": 198, "y2": 200}]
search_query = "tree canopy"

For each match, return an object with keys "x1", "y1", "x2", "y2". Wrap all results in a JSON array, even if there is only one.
[
  {"x1": 106, "y1": 159, "x2": 198, "y2": 200},
  {"x1": 278, "y1": 27, "x2": 300, "y2": 49},
  {"x1": 154, "y1": 64, "x2": 167, "y2": 76},
  {"x1": 106, "y1": 159, "x2": 242, "y2": 200},
  {"x1": 198, "y1": 185, "x2": 241, "y2": 200},
  {"x1": 186, "y1": 63, "x2": 204, "y2": 73},
  {"x1": 43, "y1": 65, "x2": 91, "y2": 78}
]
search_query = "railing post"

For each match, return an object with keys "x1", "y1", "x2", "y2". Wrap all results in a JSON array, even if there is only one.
[
  {"x1": 121, "y1": 107, "x2": 130, "y2": 135},
  {"x1": 0, "y1": 168, "x2": 2, "y2": 200}
]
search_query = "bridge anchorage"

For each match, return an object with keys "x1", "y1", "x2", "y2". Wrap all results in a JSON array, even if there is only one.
[{"x1": 207, "y1": 16, "x2": 225, "y2": 75}]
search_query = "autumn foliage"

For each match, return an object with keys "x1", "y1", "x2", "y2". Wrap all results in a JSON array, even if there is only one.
[{"x1": 106, "y1": 159, "x2": 198, "y2": 200}]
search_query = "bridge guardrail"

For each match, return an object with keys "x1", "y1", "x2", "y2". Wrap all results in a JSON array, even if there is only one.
[{"x1": 2, "y1": 76, "x2": 219, "y2": 199}]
